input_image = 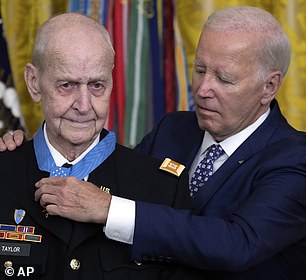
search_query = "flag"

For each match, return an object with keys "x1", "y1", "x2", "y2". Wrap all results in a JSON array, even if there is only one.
[{"x1": 124, "y1": 0, "x2": 150, "y2": 147}]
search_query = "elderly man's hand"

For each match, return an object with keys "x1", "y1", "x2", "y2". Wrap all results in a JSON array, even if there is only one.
[{"x1": 35, "y1": 176, "x2": 111, "y2": 224}]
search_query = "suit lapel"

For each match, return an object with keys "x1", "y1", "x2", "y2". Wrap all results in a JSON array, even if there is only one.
[
  {"x1": 20, "y1": 199, "x2": 73, "y2": 245},
  {"x1": 191, "y1": 101, "x2": 286, "y2": 213},
  {"x1": 22, "y1": 149, "x2": 73, "y2": 245},
  {"x1": 191, "y1": 142, "x2": 253, "y2": 213}
]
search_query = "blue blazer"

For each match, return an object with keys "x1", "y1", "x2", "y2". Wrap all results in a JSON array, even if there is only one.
[{"x1": 132, "y1": 100, "x2": 306, "y2": 279}]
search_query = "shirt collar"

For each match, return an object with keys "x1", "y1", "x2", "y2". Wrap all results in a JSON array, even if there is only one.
[
  {"x1": 199, "y1": 108, "x2": 270, "y2": 157},
  {"x1": 43, "y1": 124, "x2": 100, "y2": 167}
]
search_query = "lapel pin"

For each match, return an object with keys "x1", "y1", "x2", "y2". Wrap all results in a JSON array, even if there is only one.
[
  {"x1": 14, "y1": 209, "x2": 26, "y2": 225},
  {"x1": 42, "y1": 209, "x2": 49, "y2": 218},
  {"x1": 100, "y1": 186, "x2": 110, "y2": 194},
  {"x1": 159, "y1": 158, "x2": 185, "y2": 176}
]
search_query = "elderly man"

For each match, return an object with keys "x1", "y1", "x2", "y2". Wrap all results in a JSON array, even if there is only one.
[
  {"x1": 0, "y1": 13, "x2": 189, "y2": 279},
  {"x1": 2, "y1": 6, "x2": 306, "y2": 280}
]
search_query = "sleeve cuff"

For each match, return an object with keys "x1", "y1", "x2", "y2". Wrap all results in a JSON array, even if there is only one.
[{"x1": 104, "y1": 196, "x2": 135, "y2": 244}]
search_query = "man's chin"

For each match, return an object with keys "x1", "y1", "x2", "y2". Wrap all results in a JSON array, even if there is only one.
[{"x1": 63, "y1": 131, "x2": 96, "y2": 146}]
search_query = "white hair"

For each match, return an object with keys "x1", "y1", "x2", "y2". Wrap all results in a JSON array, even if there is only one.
[{"x1": 204, "y1": 6, "x2": 291, "y2": 78}]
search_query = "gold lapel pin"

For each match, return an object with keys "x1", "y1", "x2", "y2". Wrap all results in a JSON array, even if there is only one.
[{"x1": 159, "y1": 158, "x2": 185, "y2": 176}]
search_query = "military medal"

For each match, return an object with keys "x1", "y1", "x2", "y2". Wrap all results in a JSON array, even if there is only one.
[{"x1": 0, "y1": 209, "x2": 42, "y2": 243}]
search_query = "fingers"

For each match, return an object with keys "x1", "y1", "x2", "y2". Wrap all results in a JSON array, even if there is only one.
[
  {"x1": 35, "y1": 181, "x2": 60, "y2": 202},
  {"x1": 35, "y1": 178, "x2": 71, "y2": 217},
  {"x1": 35, "y1": 176, "x2": 69, "y2": 189},
  {"x1": 0, "y1": 138, "x2": 8, "y2": 151},
  {"x1": 14, "y1": 130, "x2": 26, "y2": 146},
  {"x1": 39, "y1": 193, "x2": 57, "y2": 208},
  {"x1": 35, "y1": 176, "x2": 111, "y2": 223},
  {"x1": 0, "y1": 131, "x2": 15, "y2": 151},
  {"x1": 0, "y1": 130, "x2": 25, "y2": 151}
]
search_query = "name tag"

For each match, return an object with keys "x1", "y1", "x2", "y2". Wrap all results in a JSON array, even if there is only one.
[{"x1": 0, "y1": 242, "x2": 30, "y2": 256}]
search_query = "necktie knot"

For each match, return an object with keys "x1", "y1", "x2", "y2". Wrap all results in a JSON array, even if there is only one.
[
  {"x1": 190, "y1": 144, "x2": 224, "y2": 197},
  {"x1": 206, "y1": 144, "x2": 224, "y2": 162},
  {"x1": 50, "y1": 163, "x2": 72, "y2": 177}
]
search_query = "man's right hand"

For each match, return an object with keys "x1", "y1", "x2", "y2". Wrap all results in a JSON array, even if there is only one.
[{"x1": 0, "y1": 130, "x2": 26, "y2": 151}]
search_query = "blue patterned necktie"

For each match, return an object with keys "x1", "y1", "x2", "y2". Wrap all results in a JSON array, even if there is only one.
[{"x1": 190, "y1": 144, "x2": 224, "y2": 197}]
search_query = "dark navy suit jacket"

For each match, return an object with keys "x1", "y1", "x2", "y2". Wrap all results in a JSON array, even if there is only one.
[{"x1": 132, "y1": 100, "x2": 306, "y2": 279}]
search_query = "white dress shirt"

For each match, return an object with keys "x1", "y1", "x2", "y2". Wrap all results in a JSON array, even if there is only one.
[
  {"x1": 106, "y1": 109, "x2": 270, "y2": 245},
  {"x1": 189, "y1": 109, "x2": 270, "y2": 182}
]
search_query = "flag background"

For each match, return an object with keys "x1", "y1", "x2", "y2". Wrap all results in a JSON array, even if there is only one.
[{"x1": 1, "y1": 0, "x2": 306, "y2": 146}]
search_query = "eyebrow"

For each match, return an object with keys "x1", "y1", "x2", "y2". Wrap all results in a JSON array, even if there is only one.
[{"x1": 194, "y1": 59, "x2": 204, "y2": 66}]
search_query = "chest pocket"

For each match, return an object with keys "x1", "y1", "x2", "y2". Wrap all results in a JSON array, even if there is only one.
[{"x1": 0, "y1": 241, "x2": 48, "y2": 277}]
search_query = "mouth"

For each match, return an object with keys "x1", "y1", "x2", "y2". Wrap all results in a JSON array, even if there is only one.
[
  {"x1": 196, "y1": 104, "x2": 217, "y2": 115},
  {"x1": 64, "y1": 119, "x2": 95, "y2": 128}
]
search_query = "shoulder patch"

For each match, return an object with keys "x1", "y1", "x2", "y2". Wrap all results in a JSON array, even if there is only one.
[{"x1": 159, "y1": 158, "x2": 185, "y2": 177}]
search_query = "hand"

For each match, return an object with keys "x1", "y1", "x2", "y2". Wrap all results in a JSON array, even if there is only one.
[
  {"x1": 35, "y1": 176, "x2": 111, "y2": 224},
  {"x1": 0, "y1": 130, "x2": 26, "y2": 151}
]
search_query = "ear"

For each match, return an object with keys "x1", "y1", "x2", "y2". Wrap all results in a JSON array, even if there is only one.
[
  {"x1": 261, "y1": 71, "x2": 281, "y2": 105},
  {"x1": 24, "y1": 63, "x2": 42, "y2": 103}
]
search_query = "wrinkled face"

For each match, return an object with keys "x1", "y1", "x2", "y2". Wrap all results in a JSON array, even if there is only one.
[
  {"x1": 192, "y1": 28, "x2": 270, "y2": 141},
  {"x1": 34, "y1": 28, "x2": 114, "y2": 152}
]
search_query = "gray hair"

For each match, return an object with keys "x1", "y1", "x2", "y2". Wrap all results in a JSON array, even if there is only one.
[
  {"x1": 204, "y1": 6, "x2": 291, "y2": 79},
  {"x1": 32, "y1": 12, "x2": 114, "y2": 69}
]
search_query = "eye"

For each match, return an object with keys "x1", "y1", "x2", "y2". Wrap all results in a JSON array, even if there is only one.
[
  {"x1": 59, "y1": 82, "x2": 75, "y2": 90},
  {"x1": 88, "y1": 81, "x2": 106, "y2": 95},
  {"x1": 217, "y1": 76, "x2": 233, "y2": 85},
  {"x1": 89, "y1": 82, "x2": 104, "y2": 89},
  {"x1": 194, "y1": 65, "x2": 206, "y2": 74}
]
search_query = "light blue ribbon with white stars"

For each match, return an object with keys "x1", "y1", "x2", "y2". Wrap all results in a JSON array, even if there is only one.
[{"x1": 34, "y1": 124, "x2": 116, "y2": 179}]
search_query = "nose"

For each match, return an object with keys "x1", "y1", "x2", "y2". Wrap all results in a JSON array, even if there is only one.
[
  {"x1": 194, "y1": 73, "x2": 215, "y2": 98},
  {"x1": 72, "y1": 85, "x2": 92, "y2": 113}
]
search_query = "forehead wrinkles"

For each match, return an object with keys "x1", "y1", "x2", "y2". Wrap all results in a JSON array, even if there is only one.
[
  {"x1": 41, "y1": 24, "x2": 114, "y2": 64},
  {"x1": 198, "y1": 29, "x2": 260, "y2": 68},
  {"x1": 45, "y1": 48, "x2": 111, "y2": 80}
]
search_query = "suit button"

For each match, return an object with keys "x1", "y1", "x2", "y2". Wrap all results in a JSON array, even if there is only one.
[
  {"x1": 4, "y1": 260, "x2": 13, "y2": 268},
  {"x1": 70, "y1": 259, "x2": 81, "y2": 270}
]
